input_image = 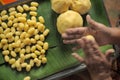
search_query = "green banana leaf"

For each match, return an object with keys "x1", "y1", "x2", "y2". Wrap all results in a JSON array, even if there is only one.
[{"x1": 0, "y1": 0, "x2": 113, "y2": 80}]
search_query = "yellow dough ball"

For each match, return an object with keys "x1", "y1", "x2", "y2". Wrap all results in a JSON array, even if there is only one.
[
  {"x1": 51, "y1": 0, "x2": 72, "y2": 14},
  {"x1": 70, "y1": 0, "x2": 91, "y2": 15},
  {"x1": 57, "y1": 10, "x2": 83, "y2": 34},
  {"x1": 86, "y1": 35, "x2": 95, "y2": 41}
]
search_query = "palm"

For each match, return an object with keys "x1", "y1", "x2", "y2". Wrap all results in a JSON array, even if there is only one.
[
  {"x1": 62, "y1": 15, "x2": 112, "y2": 47},
  {"x1": 88, "y1": 26, "x2": 111, "y2": 46},
  {"x1": 72, "y1": 39, "x2": 114, "y2": 80},
  {"x1": 86, "y1": 15, "x2": 112, "y2": 46}
]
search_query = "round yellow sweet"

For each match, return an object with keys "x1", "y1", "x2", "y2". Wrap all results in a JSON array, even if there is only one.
[
  {"x1": 57, "y1": 10, "x2": 83, "y2": 34},
  {"x1": 86, "y1": 35, "x2": 95, "y2": 41},
  {"x1": 51, "y1": 0, "x2": 72, "y2": 14},
  {"x1": 70, "y1": 0, "x2": 91, "y2": 15}
]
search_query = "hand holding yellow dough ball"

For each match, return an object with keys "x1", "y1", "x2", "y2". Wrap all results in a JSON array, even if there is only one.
[
  {"x1": 70, "y1": 0, "x2": 91, "y2": 15},
  {"x1": 57, "y1": 10, "x2": 83, "y2": 34},
  {"x1": 51, "y1": 0, "x2": 72, "y2": 14}
]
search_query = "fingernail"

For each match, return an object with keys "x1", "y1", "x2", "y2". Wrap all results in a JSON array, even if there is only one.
[{"x1": 71, "y1": 53, "x2": 77, "y2": 56}]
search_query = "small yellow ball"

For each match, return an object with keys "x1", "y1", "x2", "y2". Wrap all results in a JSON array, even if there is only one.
[{"x1": 85, "y1": 35, "x2": 95, "y2": 41}]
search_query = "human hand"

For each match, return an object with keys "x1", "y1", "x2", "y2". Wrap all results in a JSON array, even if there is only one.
[
  {"x1": 62, "y1": 15, "x2": 113, "y2": 46},
  {"x1": 71, "y1": 37, "x2": 113, "y2": 80}
]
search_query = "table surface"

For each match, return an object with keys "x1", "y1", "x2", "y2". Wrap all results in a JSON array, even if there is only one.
[{"x1": 60, "y1": 0, "x2": 120, "y2": 80}]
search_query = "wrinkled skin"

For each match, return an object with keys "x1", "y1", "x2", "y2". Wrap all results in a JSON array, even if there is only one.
[
  {"x1": 72, "y1": 38, "x2": 113, "y2": 80},
  {"x1": 62, "y1": 15, "x2": 120, "y2": 47},
  {"x1": 61, "y1": 15, "x2": 120, "y2": 80}
]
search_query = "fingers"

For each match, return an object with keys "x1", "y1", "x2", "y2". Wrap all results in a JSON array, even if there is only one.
[
  {"x1": 105, "y1": 49, "x2": 115, "y2": 62},
  {"x1": 61, "y1": 27, "x2": 87, "y2": 40},
  {"x1": 63, "y1": 38, "x2": 81, "y2": 44},
  {"x1": 87, "y1": 15, "x2": 99, "y2": 27},
  {"x1": 82, "y1": 37, "x2": 102, "y2": 58},
  {"x1": 82, "y1": 38, "x2": 94, "y2": 57},
  {"x1": 63, "y1": 35, "x2": 102, "y2": 58},
  {"x1": 72, "y1": 46, "x2": 82, "y2": 51},
  {"x1": 62, "y1": 33, "x2": 82, "y2": 40},
  {"x1": 105, "y1": 49, "x2": 115, "y2": 56},
  {"x1": 65, "y1": 27, "x2": 87, "y2": 35},
  {"x1": 86, "y1": 15, "x2": 105, "y2": 29},
  {"x1": 72, "y1": 53, "x2": 84, "y2": 63}
]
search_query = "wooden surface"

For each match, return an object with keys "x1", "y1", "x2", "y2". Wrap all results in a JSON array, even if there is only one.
[{"x1": 60, "y1": 0, "x2": 120, "y2": 80}]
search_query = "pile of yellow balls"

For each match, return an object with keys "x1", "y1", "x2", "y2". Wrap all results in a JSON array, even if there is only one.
[
  {"x1": 0, "y1": 1, "x2": 50, "y2": 72},
  {"x1": 51, "y1": 0, "x2": 91, "y2": 34}
]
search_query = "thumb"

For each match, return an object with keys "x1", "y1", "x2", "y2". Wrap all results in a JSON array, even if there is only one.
[
  {"x1": 86, "y1": 15, "x2": 103, "y2": 29},
  {"x1": 72, "y1": 53, "x2": 85, "y2": 63},
  {"x1": 105, "y1": 49, "x2": 115, "y2": 63}
]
